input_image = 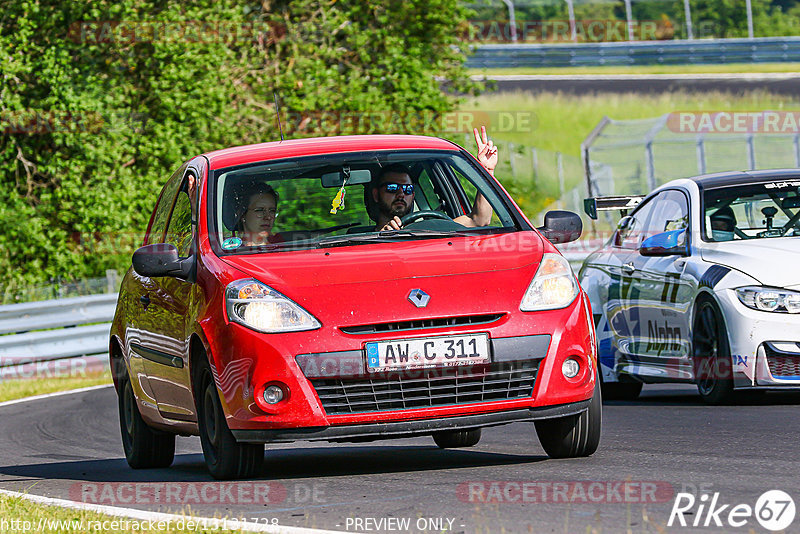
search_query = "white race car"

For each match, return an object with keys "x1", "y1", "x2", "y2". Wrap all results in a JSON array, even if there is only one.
[{"x1": 579, "y1": 169, "x2": 800, "y2": 403}]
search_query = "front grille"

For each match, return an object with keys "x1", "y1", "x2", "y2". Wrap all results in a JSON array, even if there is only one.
[
  {"x1": 311, "y1": 360, "x2": 539, "y2": 415},
  {"x1": 340, "y1": 314, "x2": 504, "y2": 335},
  {"x1": 765, "y1": 345, "x2": 800, "y2": 378}
]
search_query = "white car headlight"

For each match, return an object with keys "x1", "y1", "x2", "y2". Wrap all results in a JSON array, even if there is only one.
[
  {"x1": 520, "y1": 253, "x2": 579, "y2": 311},
  {"x1": 736, "y1": 286, "x2": 800, "y2": 313},
  {"x1": 226, "y1": 279, "x2": 321, "y2": 333}
]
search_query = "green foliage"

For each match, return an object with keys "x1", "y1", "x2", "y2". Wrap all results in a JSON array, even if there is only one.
[{"x1": 0, "y1": 0, "x2": 479, "y2": 293}]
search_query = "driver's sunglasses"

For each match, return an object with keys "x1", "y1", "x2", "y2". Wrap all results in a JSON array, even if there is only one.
[{"x1": 382, "y1": 183, "x2": 414, "y2": 195}]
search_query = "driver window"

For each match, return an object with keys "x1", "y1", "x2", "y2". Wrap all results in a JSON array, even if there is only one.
[
  {"x1": 617, "y1": 200, "x2": 655, "y2": 250},
  {"x1": 164, "y1": 175, "x2": 195, "y2": 258},
  {"x1": 645, "y1": 190, "x2": 689, "y2": 236}
]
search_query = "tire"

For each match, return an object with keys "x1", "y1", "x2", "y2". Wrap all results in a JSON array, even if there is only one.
[
  {"x1": 693, "y1": 298, "x2": 734, "y2": 405},
  {"x1": 195, "y1": 356, "x2": 263, "y2": 480},
  {"x1": 118, "y1": 373, "x2": 175, "y2": 469},
  {"x1": 432, "y1": 428, "x2": 481, "y2": 449},
  {"x1": 601, "y1": 381, "x2": 643, "y2": 401},
  {"x1": 535, "y1": 375, "x2": 602, "y2": 458}
]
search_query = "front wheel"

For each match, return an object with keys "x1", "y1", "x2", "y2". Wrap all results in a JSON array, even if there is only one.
[
  {"x1": 195, "y1": 357, "x2": 263, "y2": 480},
  {"x1": 118, "y1": 373, "x2": 175, "y2": 469},
  {"x1": 535, "y1": 375, "x2": 602, "y2": 458},
  {"x1": 693, "y1": 298, "x2": 734, "y2": 405},
  {"x1": 432, "y1": 428, "x2": 481, "y2": 449}
]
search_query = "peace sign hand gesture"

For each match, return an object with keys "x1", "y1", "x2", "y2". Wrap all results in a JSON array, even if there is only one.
[{"x1": 473, "y1": 125, "x2": 498, "y2": 176}]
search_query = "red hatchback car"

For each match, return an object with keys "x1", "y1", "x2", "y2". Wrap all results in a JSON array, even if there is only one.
[{"x1": 109, "y1": 135, "x2": 600, "y2": 479}]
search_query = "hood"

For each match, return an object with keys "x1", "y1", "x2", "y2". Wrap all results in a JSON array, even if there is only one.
[
  {"x1": 219, "y1": 232, "x2": 544, "y2": 325},
  {"x1": 700, "y1": 237, "x2": 800, "y2": 289}
]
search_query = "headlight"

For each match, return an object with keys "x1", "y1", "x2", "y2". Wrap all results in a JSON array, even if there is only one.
[
  {"x1": 520, "y1": 253, "x2": 579, "y2": 311},
  {"x1": 736, "y1": 286, "x2": 800, "y2": 313},
  {"x1": 226, "y1": 279, "x2": 321, "y2": 333}
]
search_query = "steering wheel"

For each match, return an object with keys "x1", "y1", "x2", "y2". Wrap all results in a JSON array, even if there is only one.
[{"x1": 400, "y1": 210, "x2": 452, "y2": 226}]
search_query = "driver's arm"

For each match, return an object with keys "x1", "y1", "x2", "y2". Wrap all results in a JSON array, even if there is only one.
[
  {"x1": 454, "y1": 194, "x2": 492, "y2": 227},
  {"x1": 453, "y1": 126, "x2": 497, "y2": 227}
]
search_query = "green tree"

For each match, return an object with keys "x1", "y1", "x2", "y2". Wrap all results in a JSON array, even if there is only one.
[{"x1": 0, "y1": 0, "x2": 480, "y2": 297}]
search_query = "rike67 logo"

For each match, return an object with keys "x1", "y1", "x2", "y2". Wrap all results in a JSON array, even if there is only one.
[{"x1": 668, "y1": 490, "x2": 795, "y2": 531}]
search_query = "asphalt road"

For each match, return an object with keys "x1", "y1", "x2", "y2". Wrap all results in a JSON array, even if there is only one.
[
  {"x1": 484, "y1": 74, "x2": 800, "y2": 96},
  {"x1": 2, "y1": 385, "x2": 800, "y2": 533}
]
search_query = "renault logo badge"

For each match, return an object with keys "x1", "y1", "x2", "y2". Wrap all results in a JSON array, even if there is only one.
[{"x1": 408, "y1": 289, "x2": 430, "y2": 308}]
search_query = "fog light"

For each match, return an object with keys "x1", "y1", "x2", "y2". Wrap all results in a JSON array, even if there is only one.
[
  {"x1": 562, "y1": 358, "x2": 580, "y2": 379},
  {"x1": 263, "y1": 385, "x2": 285, "y2": 404}
]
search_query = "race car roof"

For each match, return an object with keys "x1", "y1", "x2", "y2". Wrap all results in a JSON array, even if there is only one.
[{"x1": 693, "y1": 169, "x2": 800, "y2": 190}]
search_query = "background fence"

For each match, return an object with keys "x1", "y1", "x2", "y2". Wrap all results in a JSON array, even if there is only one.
[
  {"x1": 467, "y1": 37, "x2": 800, "y2": 68},
  {"x1": 582, "y1": 113, "x2": 800, "y2": 199}
]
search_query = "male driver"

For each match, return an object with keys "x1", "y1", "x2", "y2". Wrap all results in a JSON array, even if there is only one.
[
  {"x1": 709, "y1": 206, "x2": 736, "y2": 241},
  {"x1": 373, "y1": 126, "x2": 498, "y2": 231}
]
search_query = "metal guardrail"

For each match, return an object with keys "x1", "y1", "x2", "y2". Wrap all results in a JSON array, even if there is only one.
[
  {"x1": 0, "y1": 250, "x2": 601, "y2": 374},
  {"x1": 467, "y1": 37, "x2": 800, "y2": 68},
  {"x1": 0, "y1": 293, "x2": 116, "y2": 369}
]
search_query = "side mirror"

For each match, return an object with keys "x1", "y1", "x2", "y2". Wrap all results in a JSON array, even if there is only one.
[
  {"x1": 640, "y1": 229, "x2": 688, "y2": 257},
  {"x1": 132, "y1": 244, "x2": 193, "y2": 279},
  {"x1": 538, "y1": 210, "x2": 582, "y2": 244},
  {"x1": 613, "y1": 216, "x2": 633, "y2": 247}
]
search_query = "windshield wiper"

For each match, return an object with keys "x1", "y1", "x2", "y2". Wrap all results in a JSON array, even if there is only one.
[
  {"x1": 377, "y1": 229, "x2": 474, "y2": 238},
  {"x1": 316, "y1": 234, "x2": 400, "y2": 248},
  {"x1": 315, "y1": 229, "x2": 473, "y2": 248}
]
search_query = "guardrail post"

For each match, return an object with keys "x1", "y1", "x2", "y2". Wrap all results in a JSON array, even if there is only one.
[
  {"x1": 696, "y1": 138, "x2": 706, "y2": 174},
  {"x1": 683, "y1": 0, "x2": 694, "y2": 39},
  {"x1": 509, "y1": 142, "x2": 517, "y2": 179},
  {"x1": 794, "y1": 134, "x2": 800, "y2": 167},
  {"x1": 557, "y1": 152, "x2": 565, "y2": 207},
  {"x1": 645, "y1": 142, "x2": 657, "y2": 191},
  {"x1": 565, "y1": 0, "x2": 577, "y2": 41},
  {"x1": 624, "y1": 0, "x2": 634, "y2": 41},
  {"x1": 746, "y1": 135, "x2": 756, "y2": 170}
]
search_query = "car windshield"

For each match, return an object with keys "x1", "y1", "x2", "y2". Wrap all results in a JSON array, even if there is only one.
[
  {"x1": 210, "y1": 149, "x2": 518, "y2": 254},
  {"x1": 703, "y1": 180, "x2": 800, "y2": 242}
]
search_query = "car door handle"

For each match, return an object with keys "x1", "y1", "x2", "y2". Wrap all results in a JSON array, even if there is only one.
[
  {"x1": 139, "y1": 295, "x2": 151, "y2": 309},
  {"x1": 622, "y1": 262, "x2": 635, "y2": 274}
]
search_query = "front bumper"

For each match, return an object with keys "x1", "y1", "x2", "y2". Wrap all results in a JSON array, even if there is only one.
[
  {"x1": 207, "y1": 292, "x2": 595, "y2": 431},
  {"x1": 719, "y1": 288, "x2": 800, "y2": 388},
  {"x1": 232, "y1": 399, "x2": 591, "y2": 443}
]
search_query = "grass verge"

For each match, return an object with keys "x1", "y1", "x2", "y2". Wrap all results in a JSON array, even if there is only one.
[
  {"x1": 0, "y1": 370, "x2": 112, "y2": 404},
  {"x1": 455, "y1": 90, "x2": 800, "y2": 214},
  {"x1": 0, "y1": 492, "x2": 241, "y2": 533},
  {"x1": 470, "y1": 62, "x2": 800, "y2": 76}
]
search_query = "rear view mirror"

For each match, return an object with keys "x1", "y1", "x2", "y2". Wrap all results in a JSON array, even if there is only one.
[
  {"x1": 321, "y1": 169, "x2": 372, "y2": 188},
  {"x1": 132, "y1": 244, "x2": 193, "y2": 279},
  {"x1": 538, "y1": 210, "x2": 582, "y2": 244},
  {"x1": 640, "y1": 229, "x2": 688, "y2": 256}
]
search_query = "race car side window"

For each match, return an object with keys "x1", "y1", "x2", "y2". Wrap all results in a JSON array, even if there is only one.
[
  {"x1": 617, "y1": 199, "x2": 656, "y2": 250},
  {"x1": 643, "y1": 190, "x2": 689, "y2": 237}
]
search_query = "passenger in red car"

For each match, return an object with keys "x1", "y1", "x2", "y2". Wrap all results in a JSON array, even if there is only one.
[{"x1": 236, "y1": 184, "x2": 281, "y2": 246}]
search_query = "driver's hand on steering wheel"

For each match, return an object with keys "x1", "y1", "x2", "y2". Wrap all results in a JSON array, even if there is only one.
[{"x1": 380, "y1": 216, "x2": 403, "y2": 231}]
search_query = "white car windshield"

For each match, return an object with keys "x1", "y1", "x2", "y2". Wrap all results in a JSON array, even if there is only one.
[{"x1": 703, "y1": 181, "x2": 800, "y2": 242}]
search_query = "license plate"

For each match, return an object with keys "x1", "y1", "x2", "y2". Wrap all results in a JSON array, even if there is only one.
[{"x1": 365, "y1": 334, "x2": 490, "y2": 372}]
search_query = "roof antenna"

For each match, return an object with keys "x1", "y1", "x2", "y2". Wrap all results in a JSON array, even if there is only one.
[{"x1": 273, "y1": 91, "x2": 284, "y2": 141}]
